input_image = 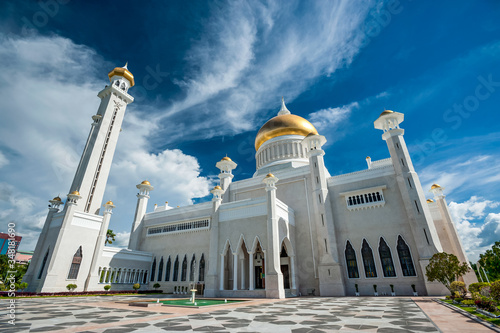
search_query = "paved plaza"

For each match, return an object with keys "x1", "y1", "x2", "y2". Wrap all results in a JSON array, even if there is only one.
[{"x1": 0, "y1": 296, "x2": 495, "y2": 332}]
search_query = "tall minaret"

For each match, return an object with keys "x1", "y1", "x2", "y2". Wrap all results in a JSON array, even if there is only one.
[
  {"x1": 216, "y1": 156, "x2": 237, "y2": 202},
  {"x1": 374, "y1": 111, "x2": 443, "y2": 283},
  {"x1": 129, "y1": 180, "x2": 154, "y2": 250},
  {"x1": 69, "y1": 64, "x2": 134, "y2": 214}
]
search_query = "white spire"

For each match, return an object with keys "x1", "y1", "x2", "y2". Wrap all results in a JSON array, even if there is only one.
[
  {"x1": 123, "y1": 62, "x2": 128, "y2": 70},
  {"x1": 278, "y1": 97, "x2": 291, "y2": 116}
]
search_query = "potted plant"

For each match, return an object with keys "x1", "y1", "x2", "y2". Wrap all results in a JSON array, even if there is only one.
[
  {"x1": 173, "y1": 286, "x2": 177, "y2": 294},
  {"x1": 373, "y1": 284, "x2": 378, "y2": 296},
  {"x1": 390, "y1": 284, "x2": 395, "y2": 296},
  {"x1": 66, "y1": 284, "x2": 77, "y2": 292},
  {"x1": 104, "y1": 285, "x2": 111, "y2": 293},
  {"x1": 355, "y1": 284, "x2": 360, "y2": 296},
  {"x1": 153, "y1": 283, "x2": 161, "y2": 291},
  {"x1": 411, "y1": 284, "x2": 418, "y2": 296},
  {"x1": 133, "y1": 283, "x2": 141, "y2": 292}
]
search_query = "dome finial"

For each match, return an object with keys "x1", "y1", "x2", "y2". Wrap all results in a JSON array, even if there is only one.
[
  {"x1": 123, "y1": 62, "x2": 128, "y2": 69},
  {"x1": 278, "y1": 97, "x2": 291, "y2": 116}
]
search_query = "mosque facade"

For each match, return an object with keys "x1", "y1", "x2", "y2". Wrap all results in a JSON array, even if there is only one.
[{"x1": 23, "y1": 65, "x2": 476, "y2": 297}]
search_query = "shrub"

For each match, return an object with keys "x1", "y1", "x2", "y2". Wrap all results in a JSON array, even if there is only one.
[
  {"x1": 452, "y1": 291, "x2": 461, "y2": 299},
  {"x1": 66, "y1": 284, "x2": 77, "y2": 291},
  {"x1": 133, "y1": 283, "x2": 140, "y2": 290},
  {"x1": 450, "y1": 281, "x2": 467, "y2": 298},
  {"x1": 480, "y1": 286, "x2": 491, "y2": 297},
  {"x1": 445, "y1": 295, "x2": 451, "y2": 299},
  {"x1": 475, "y1": 297, "x2": 498, "y2": 313},
  {"x1": 104, "y1": 285, "x2": 111, "y2": 292},
  {"x1": 18, "y1": 282, "x2": 28, "y2": 291},
  {"x1": 490, "y1": 280, "x2": 500, "y2": 301},
  {"x1": 453, "y1": 297, "x2": 463, "y2": 303},
  {"x1": 469, "y1": 282, "x2": 490, "y2": 293},
  {"x1": 153, "y1": 283, "x2": 161, "y2": 290},
  {"x1": 462, "y1": 300, "x2": 475, "y2": 306}
]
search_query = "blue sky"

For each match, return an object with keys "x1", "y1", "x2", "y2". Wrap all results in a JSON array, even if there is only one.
[{"x1": 0, "y1": 1, "x2": 499, "y2": 261}]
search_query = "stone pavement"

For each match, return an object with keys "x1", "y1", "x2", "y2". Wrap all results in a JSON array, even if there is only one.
[{"x1": 0, "y1": 295, "x2": 495, "y2": 332}]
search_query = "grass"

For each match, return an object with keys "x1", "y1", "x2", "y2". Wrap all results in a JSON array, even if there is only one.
[
  {"x1": 157, "y1": 299, "x2": 246, "y2": 307},
  {"x1": 443, "y1": 299, "x2": 500, "y2": 326}
]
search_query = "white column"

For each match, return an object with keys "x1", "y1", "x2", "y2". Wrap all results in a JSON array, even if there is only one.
[
  {"x1": 290, "y1": 256, "x2": 297, "y2": 290},
  {"x1": 248, "y1": 252, "x2": 254, "y2": 290},
  {"x1": 240, "y1": 258, "x2": 245, "y2": 290},
  {"x1": 233, "y1": 253, "x2": 238, "y2": 290},
  {"x1": 219, "y1": 254, "x2": 225, "y2": 290}
]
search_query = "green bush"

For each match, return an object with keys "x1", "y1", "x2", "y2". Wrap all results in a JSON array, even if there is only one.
[
  {"x1": 453, "y1": 297, "x2": 463, "y2": 303},
  {"x1": 461, "y1": 299, "x2": 475, "y2": 306},
  {"x1": 450, "y1": 281, "x2": 467, "y2": 298},
  {"x1": 66, "y1": 284, "x2": 77, "y2": 291},
  {"x1": 469, "y1": 282, "x2": 490, "y2": 293},
  {"x1": 104, "y1": 285, "x2": 111, "y2": 291},
  {"x1": 490, "y1": 280, "x2": 500, "y2": 301},
  {"x1": 475, "y1": 297, "x2": 498, "y2": 313},
  {"x1": 153, "y1": 283, "x2": 161, "y2": 290},
  {"x1": 133, "y1": 283, "x2": 140, "y2": 290}
]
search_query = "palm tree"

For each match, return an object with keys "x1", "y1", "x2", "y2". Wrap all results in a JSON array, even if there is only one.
[{"x1": 106, "y1": 229, "x2": 116, "y2": 245}]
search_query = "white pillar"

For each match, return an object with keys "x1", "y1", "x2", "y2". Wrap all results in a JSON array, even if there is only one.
[
  {"x1": 240, "y1": 258, "x2": 245, "y2": 290},
  {"x1": 219, "y1": 254, "x2": 225, "y2": 290},
  {"x1": 233, "y1": 253, "x2": 238, "y2": 290},
  {"x1": 248, "y1": 252, "x2": 254, "y2": 290},
  {"x1": 290, "y1": 256, "x2": 297, "y2": 290}
]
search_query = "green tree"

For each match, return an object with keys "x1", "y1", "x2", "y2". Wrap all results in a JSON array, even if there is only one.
[
  {"x1": 133, "y1": 283, "x2": 140, "y2": 291},
  {"x1": 425, "y1": 252, "x2": 470, "y2": 294},
  {"x1": 105, "y1": 229, "x2": 116, "y2": 245},
  {"x1": 479, "y1": 241, "x2": 500, "y2": 281},
  {"x1": 153, "y1": 283, "x2": 160, "y2": 290},
  {"x1": 104, "y1": 285, "x2": 111, "y2": 292},
  {"x1": 66, "y1": 284, "x2": 77, "y2": 291}
]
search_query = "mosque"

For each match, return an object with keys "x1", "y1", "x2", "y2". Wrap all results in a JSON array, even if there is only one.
[{"x1": 23, "y1": 65, "x2": 476, "y2": 297}]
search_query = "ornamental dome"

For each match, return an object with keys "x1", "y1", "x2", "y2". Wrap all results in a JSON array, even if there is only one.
[
  {"x1": 379, "y1": 110, "x2": 394, "y2": 117},
  {"x1": 52, "y1": 196, "x2": 62, "y2": 202},
  {"x1": 108, "y1": 63, "x2": 135, "y2": 87},
  {"x1": 221, "y1": 156, "x2": 232, "y2": 161},
  {"x1": 141, "y1": 180, "x2": 151, "y2": 185},
  {"x1": 255, "y1": 99, "x2": 318, "y2": 151},
  {"x1": 70, "y1": 190, "x2": 80, "y2": 196},
  {"x1": 430, "y1": 184, "x2": 441, "y2": 190},
  {"x1": 213, "y1": 185, "x2": 222, "y2": 190},
  {"x1": 105, "y1": 200, "x2": 114, "y2": 205}
]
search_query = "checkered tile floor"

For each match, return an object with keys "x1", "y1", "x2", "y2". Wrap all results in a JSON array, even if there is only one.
[{"x1": 0, "y1": 296, "x2": 440, "y2": 332}]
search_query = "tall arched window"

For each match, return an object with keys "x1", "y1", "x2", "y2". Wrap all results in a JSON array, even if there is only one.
[
  {"x1": 38, "y1": 248, "x2": 49, "y2": 279},
  {"x1": 67, "y1": 246, "x2": 82, "y2": 279},
  {"x1": 397, "y1": 236, "x2": 416, "y2": 276},
  {"x1": 181, "y1": 255, "x2": 188, "y2": 281},
  {"x1": 150, "y1": 257, "x2": 156, "y2": 281},
  {"x1": 157, "y1": 257, "x2": 164, "y2": 281},
  {"x1": 173, "y1": 256, "x2": 179, "y2": 281},
  {"x1": 361, "y1": 239, "x2": 377, "y2": 278},
  {"x1": 378, "y1": 238, "x2": 396, "y2": 277},
  {"x1": 165, "y1": 257, "x2": 171, "y2": 281},
  {"x1": 345, "y1": 241, "x2": 359, "y2": 278},
  {"x1": 189, "y1": 255, "x2": 196, "y2": 281},
  {"x1": 199, "y1": 254, "x2": 205, "y2": 282}
]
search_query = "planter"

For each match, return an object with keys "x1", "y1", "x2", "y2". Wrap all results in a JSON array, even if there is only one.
[
  {"x1": 476, "y1": 307, "x2": 500, "y2": 318},
  {"x1": 391, "y1": 292, "x2": 396, "y2": 296},
  {"x1": 374, "y1": 292, "x2": 379, "y2": 296},
  {"x1": 355, "y1": 292, "x2": 360, "y2": 296},
  {"x1": 413, "y1": 292, "x2": 418, "y2": 296}
]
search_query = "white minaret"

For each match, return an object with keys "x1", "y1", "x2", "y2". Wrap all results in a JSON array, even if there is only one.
[
  {"x1": 216, "y1": 156, "x2": 237, "y2": 202},
  {"x1": 205, "y1": 185, "x2": 224, "y2": 297},
  {"x1": 129, "y1": 180, "x2": 154, "y2": 250},
  {"x1": 69, "y1": 64, "x2": 134, "y2": 214}
]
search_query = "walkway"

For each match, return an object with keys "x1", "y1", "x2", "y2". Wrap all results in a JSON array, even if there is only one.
[{"x1": 0, "y1": 295, "x2": 496, "y2": 332}]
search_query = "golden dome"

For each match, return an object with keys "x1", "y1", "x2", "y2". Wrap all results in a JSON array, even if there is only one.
[
  {"x1": 213, "y1": 185, "x2": 222, "y2": 190},
  {"x1": 108, "y1": 64, "x2": 135, "y2": 87},
  {"x1": 52, "y1": 196, "x2": 62, "y2": 202},
  {"x1": 430, "y1": 184, "x2": 441, "y2": 190},
  {"x1": 221, "y1": 156, "x2": 232, "y2": 161},
  {"x1": 70, "y1": 190, "x2": 80, "y2": 196},
  {"x1": 379, "y1": 110, "x2": 394, "y2": 117},
  {"x1": 141, "y1": 180, "x2": 151, "y2": 185},
  {"x1": 265, "y1": 173, "x2": 275, "y2": 178},
  {"x1": 366, "y1": 156, "x2": 371, "y2": 159},
  {"x1": 255, "y1": 114, "x2": 318, "y2": 151},
  {"x1": 105, "y1": 200, "x2": 114, "y2": 205},
  {"x1": 427, "y1": 199, "x2": 434, "y2": 203}
]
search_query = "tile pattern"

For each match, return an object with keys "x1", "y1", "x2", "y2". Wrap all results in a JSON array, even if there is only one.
[{"x1": 1, "y1": 296, "x2": 440, "y2": 332}]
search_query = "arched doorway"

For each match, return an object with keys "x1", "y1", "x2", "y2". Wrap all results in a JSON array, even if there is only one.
[
  {"x1": 280, "y1": 245, "x2": 290, "y2": 289},
  {"x1": 253, "y1": 243, "x2": 265, "y2": 289},
  {"x1": 223, "y1": 243, "x2": 233, "y2": 290}
]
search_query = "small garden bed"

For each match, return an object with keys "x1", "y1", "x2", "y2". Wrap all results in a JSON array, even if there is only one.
[{"x1": 442, "y1": 299, "x2": 500, "y2": 326}]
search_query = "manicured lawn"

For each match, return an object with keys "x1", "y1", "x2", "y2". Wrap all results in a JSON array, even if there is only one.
[
  {"x1": 157, "y1": 299, "x2": 246, "y2": 306},
  {"x1": 443, "y1": 299, "x2": 500, "y2": 326}
]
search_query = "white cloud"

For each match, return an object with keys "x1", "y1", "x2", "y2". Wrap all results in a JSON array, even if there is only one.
[
  {"x1": 448, "y1": 196, "x2": 500, "y2": 262},
  {"x1": 0, "y1": 34, "x2": 211, "y2": 251},
  {"x1": 111, "y1": 231, "x2": 131, "y2": 248},
  {"x1": 309, "y1": 102, "x2": 359, "y2": 132},
  {"x1": 0, "y1": 151, "x2": 8, "y2": 168}
]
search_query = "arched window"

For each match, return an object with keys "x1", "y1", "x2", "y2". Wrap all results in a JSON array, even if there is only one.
[
  {"x1": 361, "y1": 239, "x2": 377, "y2": 278},
  {"x1": 199, "y1": 254, "x2": 205, "y2": 282},
  {"x1": 150, "y1": 258, "x2": 156, "y2": 281},
  {"x1": 397, "y1": 236, "x2": 416, "y2": 276},
  {"x1": 378, "y1": 238, "x2": 396, "y2": 277},
  {"x1": 115, "y1": 81, "x2": 120, "y2": 86},
  {"x1": 181, "y1": 255, "x2": 188, "y2": 281},
  {"x1": 173, "y1": 256, "x2": 179, "y2": 281},
  {"x1": 143, "y1": 271, "x2": 148, "y2": 284},
  {"x1": 189, "y1": 255, "x2": 196, "y2": 281},
  {"x1": 157, "y1": 257, "x2": 164, "y2": 281},
  {"x1": 345, "y1": 241, "x2": 359, "y2": 278},
  {"x1": 67, "y1": 246, "x2": 82, "y2": 279},
  {"x1": 165, "y1": 257, "x2": 171, "y2": 281},
  {"x1": 38, "y1": 248, "x2": 49, "y2": 279}
]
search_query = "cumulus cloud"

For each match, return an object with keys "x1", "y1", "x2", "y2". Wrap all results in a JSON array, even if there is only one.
[
  {"x1": 111, "y1": 231, "x2": 131, "y2": 248},
  {"x1": 448, "y1": 196, "x2": 500, "y2": 262},
  {"x1": 0, "y1": 34, "x2": 210, "y2": 251}
]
